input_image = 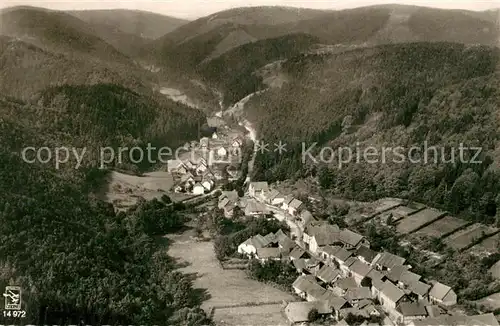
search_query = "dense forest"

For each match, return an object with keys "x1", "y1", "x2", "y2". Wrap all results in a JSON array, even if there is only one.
[{"x1": 248, "y1": 42, "x2": 500, "y2": 225}]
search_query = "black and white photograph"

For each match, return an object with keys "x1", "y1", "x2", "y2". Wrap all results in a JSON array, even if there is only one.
[{"x1": 0, "y1": 0, "x2": 499, "y2": 325}]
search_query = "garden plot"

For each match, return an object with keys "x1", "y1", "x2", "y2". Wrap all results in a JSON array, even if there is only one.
[
  {"x1": 396, "y1": 208, "x2": 446, "y2": 234},
  {"x1": 467, "y1": 232, "x2": 500, "y2": 256},
  {"x1": 444, "y1": 224, "x2": 498, "y2": 251},
  {"x1": 415, "y1": 215, "x2": 470, "y2": 238}
]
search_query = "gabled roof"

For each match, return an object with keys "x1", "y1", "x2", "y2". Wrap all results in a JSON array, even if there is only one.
[
  {"x1": 300, "y1": 210, "x2": 314, "y2": 223},
  {"x1": 278, "y1": 236, "x2": 295, "y2": 253},
  {"x1": 256, "y1": 247, "x2": 280, "y2": 259},
  {"x1": 367, "y1": 269, "x2": 385, "y2": 282},
  {"x1": 289, "y1": 246, "x2": 306, "y2": 260},
  {"x1": 335, "y1": 277, "x2": 358, "y2": 290},
  {"x1": 317, "y1": 265, "x2": 342, "y2": 283},
  {"x1": 429, "y1": 281, "x2": 454, "y2": 301},
  {"x1": 350, "y1": 260, "x2": 373, "y2": 278},
  {"x1": 380, "y1": 281, "x2": 405, "y2": 304},
  {"x1": 264, "y1": 232, "x2": 277, "y2": 243},
  {"x1": 333, "y1": 248, "x2": 353, "y2": 262},
  {"x1": 249, "y1": 181, "x2": 269, "y2": 191},
  {"x1": 340, "y1": 229, "x2": 365, "y2": 247},
  {"x1": 267, "y1": 189, "x2": 281, "y2": 201},
  {"x1": 320, "y1": 245, "x2": 341, "y2": 256},
  {"x1": 293, "y1": 258, "x2": 306, "y2": 272},
  {"x1": 319, "y1": 291, "x2": 349, "y2": 310},
  {"x1": 356, "y1": 245, "x2": 377, "y2": 264},
  {"x1": 242, "y1": 234, "x2": 270, "y2": 249},
  {"x1": 289, "y1": 198, "x2": 303, "y2": 210},
  {"x1": 292, "y1": 275, "x2": 326, "y2": 298},
  {"x1": 371, "y1": 278, "x2": 385, "y2": 291},
  {"x1": 345, "y1": 287, "x2": 372, "y2": 301},
  {"x1": 345, "y1": 256, "x2": 358, "y2": 267},
  {"x1": 283, "y1": 195, "x2": 294, "y2": 205},
  {"x1": 398, "y1": 302, "x2": 428, "y2": 317},
  {"x1": 387, "y1": 265, "x2": 421, "y2": 285},
  {"x1": 372, "y1": 251, "x2": 406, "y2": 269}
]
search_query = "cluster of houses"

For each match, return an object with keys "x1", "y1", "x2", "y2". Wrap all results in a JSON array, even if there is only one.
[
  {"x1": 168, "y1": 132, "x2": 245, "y2": 195},
  {"x1": 235, "y1": 181, "x2": 499, "y2": 326}
]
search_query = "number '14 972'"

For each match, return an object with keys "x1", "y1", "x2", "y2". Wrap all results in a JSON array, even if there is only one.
[{"x1": 2, "y1": 310, "x2": 26, "y2": 318}]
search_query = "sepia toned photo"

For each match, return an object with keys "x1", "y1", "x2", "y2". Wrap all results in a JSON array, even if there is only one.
[{"x1": 0, "y1": 0, "x2": 499, "y2": 325}]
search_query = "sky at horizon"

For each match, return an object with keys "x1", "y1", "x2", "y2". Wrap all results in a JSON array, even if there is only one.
[{"x1": 0, "y1": 0, "x2": 499, "y2": 19}]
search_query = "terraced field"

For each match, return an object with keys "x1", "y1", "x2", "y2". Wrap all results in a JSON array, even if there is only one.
[
  {"x1": 467, "y1": 232, "x2": 500, "y2": 256},
  {"x1": 415, "y1": 215, "x2": 470, "y2": 239},
  {"x1": 443, "y1": 224, "x2": 498, "y2": 251},
  {"x1": 395, "y1": 208, "x2": 447, "y2": 234}
]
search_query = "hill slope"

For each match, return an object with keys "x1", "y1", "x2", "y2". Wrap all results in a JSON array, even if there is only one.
[
  {"x1": 244, "y1": 43, "x2": 500, "y2": 224},
  {"x1": 69, "y1": 9, "x2": 189, "y2": 57},
  {"x1": 0, "y1": 6, "x2": 132, "y2": 63}
]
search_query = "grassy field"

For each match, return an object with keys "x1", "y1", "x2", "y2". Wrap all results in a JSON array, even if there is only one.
[
  {"x1": 415, "y1": 215, "x2": 470, "y2": 239},
  {"x1": 214, "y1": 303, "x2": 289, "y2": 326},
  {"x1": 444, "y1": 224, "x2": 498, "y2": 251},
  {"x1": 396, "y1": 208, "x2": 447, "y2": 234},
  {"x1": 167, "y1": 228, "x2": 295, "y2": 325}
]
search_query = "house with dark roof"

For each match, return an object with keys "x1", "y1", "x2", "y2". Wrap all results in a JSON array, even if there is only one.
[
  {"x1": 395, "y1": 302, "x2": 428, "y2": 324},
  {"x1": 332, "y1": 277, "x2": 358, "y2": 296},
  {"x1": 333, "y1": 248, "x2": 353, "y2": 266},
  {"x1": 350, "y1": 260, "x2": 374, "y2": 286},
  {"x1": 306, "y1": 224, "x2": 341, "y2": 254},
  {"x1": 318, "y1": 245, "x2": 341, "y2": 263},
  {"x1": 428, "y1": 281, "x2": 457, "y2": 307},
  {"x1": 316, "y1": 265, "x2": 342, "y2": 285},
  {"x1": 340, "y1": 229, "x2": 369, "y2": 249},
  {"x1": 372, "y1": 251, "x2": 406, "y2": 271},
  {"x1": 292, "y1": 275, "x2": 326, "y2": 301},
  {"x1": 387, "y1": 265, "x2": 422, "y2": 289},
  {"x1": 345, "y1": 287, "x2": 372, "y2": 304},
  {"x1": 379, "y1": 281, "x2": 407, "y2": 310},
  {"x1": 408, "y1": 280, "x2": 431, "y2": 301},
  {"x1": 356, "y1": 245, "x2": 377, "y2": 265},
  {"x1": 289, "y1": 246, "x2": 307, "y2": 261},
  {"x1": 255, "y1": 247, "x2": 281, "y2": 261}
]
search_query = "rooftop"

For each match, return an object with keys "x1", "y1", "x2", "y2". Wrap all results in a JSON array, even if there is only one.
[
  {"x1": 398, "y1": 302, "x2": 428, "y2": 317},
  {"x1": 249, "y1": 181, "x2": 269, "y2": 191},
  {"x1": 284, "y1": 300, "x2": 332, "y2": 323},
  {"x1": 372, "y1": 251, "x2": 406, "y2": 270},
  {"x1": 429, "y1": 281, "x2": 454, "y2": 301},
  {"x1": 356, "y1": 245, "x2": 377, "y2": 263},
  {"x1": 340, "y1": 229, "x2": 365, "y2": 247},
  {"x1": 380, "y1": 281, "x2": 405, "y2": 303}
]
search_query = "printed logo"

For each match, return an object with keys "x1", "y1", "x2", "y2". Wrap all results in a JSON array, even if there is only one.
[{"x1": 3, "y1": 286, "x2": 21, "y2": 310}]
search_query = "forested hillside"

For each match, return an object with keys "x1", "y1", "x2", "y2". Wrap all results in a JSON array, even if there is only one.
[
  {"x1": 246, "y1": 43, "x2": 500, "y2": 225},
  {"x1": 197, "y1": 33, "x2": 320, "y2": 105}
]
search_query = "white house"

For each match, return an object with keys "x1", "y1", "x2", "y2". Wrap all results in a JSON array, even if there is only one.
[
  {"x1": 282, "y1": 195, "x2": 294, "y2": 211},
  {"x1": 428, "y1": 281, "x2": 457, "y2": 307},
  {"x1": 216, "y1": 146, "x2": 227, "y2": 158},
  {"x1": 212, "y1": 132, "x2": 218, "y2": 139},
  {"x1": 237, "y1": 234, "x2": 270, "y2": 256},
  {"x1": 195, "y1": 162, "x2": 208, "y2": 175},
  {"x1": 192, "y1": 183, "x2": 205, "y2": 195},
  {"x1": 202, "y1": 179, "x2": 214, "y2": 192},
  {"x1": 167, "y1": 160, "x2": 187, "y2": 174},
  {"x1": 248, "y1": 182, "x2": 269, "y2": 198},
  {"x1": 288, "y1": 198, "x2": 303, "y2": 216},
  {"x1": 379, "y1": 281, "x2": 407, "y2": 310}
]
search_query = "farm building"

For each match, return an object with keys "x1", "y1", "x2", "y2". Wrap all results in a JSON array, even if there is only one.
[
  {"x1": 248, "y1": 181, "x2": 269, "y2": 198},
  {"x1": 428, "y1": 281, "x2": 457, "y2": 307}
]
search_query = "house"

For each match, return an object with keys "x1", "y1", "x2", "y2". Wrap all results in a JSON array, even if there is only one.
[
  {"x1": 356, "y1": 245, "x2": 377, "y2": 265},
  {"x1": 332, "y1": 248, "x2": 353, "y2": 269},
  {"x1": 284, "y1": 300, "x2": 332, "y2": 325},
  {"x1": 212, "y1": 132, "x2": 218, "y2": 139},
  {"x1": 216, "y1": 146, "x2": 227, "y2": 158},
  {"x1": 292, "y1": 259, "x2": 307, "y2": 273},
  {"x1": 277, "y1": 233, "x2": 296, "y2": 254},
  {"x1": 350, "y1": 260, "x2": 373, "y2": 286},
  {"x1": 345, "y1": 287, "x2": 372, "y2": 304},
  {"x1": 267, "y1": 189, "x2": 285, "y2": 206},
  {"x1": 298, "y1": 210, "x2": 315, "y2": 228},
  {"x1": 289, "y1": 246, "x2": 307, "y2": 261},
  {"x1": 333, "y1": 277, "x2": 358, "y2": 295},
  {"x1": 219, "y1": 190, "x2": 238, "y2": 203},
  {"x1": 428, "y1": 281, "x2": 457, "y2": 307},
  {"x1": 339, "y1": 307, "x2": 371, "y2": 320},
  {"x1": 202, "y1": 179, "x2": 215, "y2": 192},
  {"x1": 223, "y1": 203, "x2": 236, "y2": 219},
  {"x1": 288, "y1": 198, "x2": 303, "y2": 216},
  {"x1": 282, "y1": 195, "x2": 294, "y2": 211},
  {"x1": 319, "y1": 291, "x2": 350, "y2": 320},
  {"x1": 237, "y1": 234, "x2": 270, "y2": 256},
  {"x1": 372, "y1": 252, "x2": 406, "y2": 271},
  {"x1": 316, "y1": 265, "x2": 342, "y2": 284},
  {"x1": 396, "y1": 302, "x2": 428, "y2": 324},
  {"x1": 167, "y1": 160, "x2": 187, "y2": 174},
  {"x1": 200, "y1": 137, "x2": 210, "y2": 148},
  {"x1": 292, "y1": 275, "x2": 325, "y2": 300},
  {"x1": 408, "y1": 281, "x2": 431, "y2": 301},
  {"x1": 255, "y1": 247, "x2": 281, "y2": 261},
  {"x1": 379, "y1": 281, "x2": 407, "y2": 310},
  {"x1": 195, "y1": 161, "x2": 208, "y2": 175},
  {"x1": 387, "y1": 265, "x2": 422, "y2": 289},
  {"x1": 371, "y1": 278, "x2": 385, "y2": 299},
  {"x1": 248, "y1": 181, "x2": 269, "y2": 198},
  {"x1": 192, "y1": 183, "x2": 205, "y2": 195},
  {"x1": 339, "y1": 229, "x2": 368, "y2": 249},
  {"x1": 305, "y1": 257, "x2": 322, "y2": 275},
  {"x1": 244, "y1": 199, "x2": 268, "y2": 216},
  {"x1": 318, "y1": 245, "x2": 341, "y2": 264},
  {"x1": 184, "y1": 160, "x2": 196, "y2": 170},
  {"x1": 304, "y1": 223, "x2": 340, "y2": 253}
]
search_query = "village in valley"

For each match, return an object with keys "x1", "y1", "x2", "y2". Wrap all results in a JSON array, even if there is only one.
[{"x1": 140, "y1": 116, "x2": 500, "y2": 326}]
